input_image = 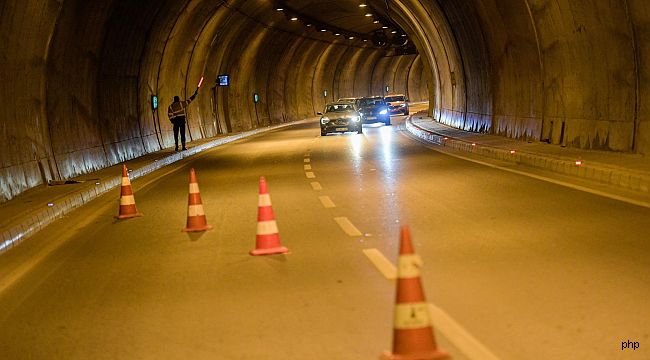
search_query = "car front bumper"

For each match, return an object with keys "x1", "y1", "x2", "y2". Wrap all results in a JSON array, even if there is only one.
[{"x1": 321, "y1": 120, "x2": 361, "y2": 133}]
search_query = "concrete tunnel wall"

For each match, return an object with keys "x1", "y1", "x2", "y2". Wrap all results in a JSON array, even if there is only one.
[
  {"x1": 386, "y1": 0, "x2": 650, "y2": 155},
  {"x1": 0, "y1": 0, "x2": 427, "y2": 203},
  {"x1": 4, "y1": 0, "x2": 650, "y2": 204}
]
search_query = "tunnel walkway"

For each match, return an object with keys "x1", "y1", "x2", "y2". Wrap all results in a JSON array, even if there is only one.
[
  {"x1": 407, "y1": 114, "x2": 650, "y2": 206},
  {"x1": 0, "y1": 120, "x2": 305, "y2": 254}
]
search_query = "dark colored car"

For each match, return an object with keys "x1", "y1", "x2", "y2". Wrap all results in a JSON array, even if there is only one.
[
  {"x1": 384, "y1": 94, "x2": 409, "y2": 115},
  {"x1": 317, "y1": 102, "x2": 363, "y2": 136},
  {"x1": 357, "y1": 97, "x2": 391, "y2": 126}
]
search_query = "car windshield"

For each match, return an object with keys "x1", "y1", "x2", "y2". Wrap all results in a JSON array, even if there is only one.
[
  {"x1": 385, "y1": 96, "x2": 405, "y2": 102},
  {"x1": 325, "y1": 104, "x2": 354, "y2": 112},
  {"x1": 359, "y1": 98, "x2": 385, "y2": 107}
]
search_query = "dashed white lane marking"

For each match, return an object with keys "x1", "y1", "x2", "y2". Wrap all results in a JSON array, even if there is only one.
[
  {"x1": 304, "y1": 164, "x2": 312, "y2": 170},
  {"x1": 304, "y1": 158, "x2": 311, "y2": 163},
  {"x1": 428, "y1": 303, "x2": 501, "y2": 360},
  {"x1": 306, "y1": 172, "x2": 316, "y2": 179},
  {"x1": 318, "y1": 196, "x2": 336, "y2": 208},
  {"x1": 311, "y1": 182, "x2": 323, "y2": 191},
  {"x1": 333, "y1": 217, "x2": 363, "y2": 236},
  {"x1": 362, "y1": 248, "x2": 396, "y2": 280}
]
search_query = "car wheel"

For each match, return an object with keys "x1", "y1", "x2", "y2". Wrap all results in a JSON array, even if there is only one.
[
  {"x1": 321, "y1": 129, "x2": 327, "y2": 136},
  {"x1": 403, "y1": 109, "x2": 409, "y2": 115},
  {"x1": 357, "y1": 126, "x2": 363, "y2": 134},
  {"x1": 385, "y1": 119, "x2": 391, "y2": 126}
]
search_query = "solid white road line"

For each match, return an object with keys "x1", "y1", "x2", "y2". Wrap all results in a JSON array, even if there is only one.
[
  {"x1": 361, "y1": 246, "x2": 500, "y2": 360},
  {"x1": 403, "y1": 129, "x2": 650, "y2": 210},
  {"x1": 304, "y1": 164, "x2": 312, "y2": 170},
  {"x1": 306, "y1": 172, "x2": 316, "y2": 179},
  {"x1": 318, "y1": 195, "x2": 336, "y2": 208},
  {"x1": 333, "y1": 217, "x2": 363, "y2": 236},
  {"x1": 362, "y1": 248, "x2": 397, "y2": 280},
  {"x1": 428, "y1": 303, "x2": 501, "y2": 360},
  {"x1": 311, "y1": 182, "x2": 323, "y2": 191}
]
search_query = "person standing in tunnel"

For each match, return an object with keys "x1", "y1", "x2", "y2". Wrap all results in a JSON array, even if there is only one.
[{"x1": 168, "y1": 88, "x2": 199, "y2": 151}]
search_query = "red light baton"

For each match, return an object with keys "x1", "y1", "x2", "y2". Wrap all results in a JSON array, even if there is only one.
[{"x1": 197, "y1": 76, "x2": 204, "y2": 88}]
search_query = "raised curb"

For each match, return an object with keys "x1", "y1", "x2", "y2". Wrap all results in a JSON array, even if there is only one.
[
  {"x1": 0, "y1": 121, "x2": 298, "y2": 254},
  {"x1": 405, "y1": 118, "x2": 650, "y2": 195}
]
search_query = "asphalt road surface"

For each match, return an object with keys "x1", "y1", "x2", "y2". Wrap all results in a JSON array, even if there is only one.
[{"x1": 1, "y1": 110, "x2": 649, "y2": 359}]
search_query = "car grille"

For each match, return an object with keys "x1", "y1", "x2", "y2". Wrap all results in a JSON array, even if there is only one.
[{"x1": 333, "y1": 118, "x2": 349, "y2": 126}]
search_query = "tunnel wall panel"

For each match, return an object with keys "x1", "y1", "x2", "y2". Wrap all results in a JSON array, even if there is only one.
[
  {"x1": 626, "y1": 0, "x2": 650, "y2": 154},
  {"x1": 407, "y1": 55, "x2": 429, "y2": 102},
  {"x1": 312, "y1": 43, "x2": 341, "y2": 112},
  {"x1": 0, "y1": 0, "x2": 63, "y2": 201},
  {"x1": 529, "y1": 0, "x2": 636, "y2": 151},
  {"x1": 45, "y1": 1, "x2": 118, "y2": 180},
  {"x1": 353, "y1": 49, "x2": 383, "y2": 98},
  {"x1": 294, "y1": 41, "x2": 323, "y2": 120}
]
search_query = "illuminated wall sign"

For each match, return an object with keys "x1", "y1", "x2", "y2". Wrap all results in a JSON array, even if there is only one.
[
  {"x1": 253, "y1": 93, "x2": 260, "y2": 103},
  {"x1": 217, "y1": 75, "x2": 230, "y2": 86},
  {"x1": 151, "y1": 95, "x2": 158, "y2": 110},
  {"x1": 323, "y1": 90, "x2": 328, "y2": 97}
]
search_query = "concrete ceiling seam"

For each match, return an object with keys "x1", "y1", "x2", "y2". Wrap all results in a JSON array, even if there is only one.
[
  {"x1": 523, "y1": 0, "x2": 546, "y2": 141},
  {"x1": 622, "y1": 0, "x2": 640, "y2": 152}
]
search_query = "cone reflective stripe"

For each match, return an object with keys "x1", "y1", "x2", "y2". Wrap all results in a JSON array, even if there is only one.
[
  {"x1": 381, "y1": 226, "x2": 449, "y2": 360},
  {"x1": 250, "y1": 176, "x2": 289, "y2": 256},
  {"x1": 182, "y1": 168, "x2": 212, "y2": 232},
  {"x1": 115, "y1": 164, "x2": 142, "y2": 219}
]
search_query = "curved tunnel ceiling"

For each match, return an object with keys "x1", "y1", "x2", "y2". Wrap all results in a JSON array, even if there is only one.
[{"x1": 1, "y1": 0, "x2": 650, "y2": 203}]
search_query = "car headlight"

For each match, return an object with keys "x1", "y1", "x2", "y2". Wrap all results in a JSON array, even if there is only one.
[
  {"x1": 379, "y1": 109, "x2": 388, "y2": 115},
  {"x1": 320, "y1": 117, "x2": 329, "y2": 124},
  {"x1": 349, "y1": 116, "x2": 359, "y2": 122},
  {"x1": 400, "y1": 104, "x2": 406, "y2": 107}
]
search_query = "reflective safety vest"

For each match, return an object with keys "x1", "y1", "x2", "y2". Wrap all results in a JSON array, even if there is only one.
[{"x1": 168, "y1": 100, "x2": 191, "y2": 120}]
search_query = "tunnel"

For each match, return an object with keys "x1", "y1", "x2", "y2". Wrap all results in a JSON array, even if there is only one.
[{"x1": 1, "y1": 0, "x2": 649, "y2": 203}]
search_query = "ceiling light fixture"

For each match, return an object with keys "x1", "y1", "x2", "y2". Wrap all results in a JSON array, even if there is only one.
[
  {"x1": 365, "y1": 13, "x2": 372, "y2": 17},
  {"x1": 359, "y1": 4, "x2": 367, "y2": 7},
  {"x1": 290, "y1": 17, "x2": 298, "y2": 21}
]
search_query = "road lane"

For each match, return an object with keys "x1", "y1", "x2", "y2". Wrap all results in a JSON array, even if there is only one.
[{"x1": 1, "y1": 114, "x2": 649, "y2": 359}]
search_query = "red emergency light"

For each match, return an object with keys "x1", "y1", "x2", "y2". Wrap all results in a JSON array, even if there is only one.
[{"x1": 198, "y1": 76, "x2": 204, "y2": 88}]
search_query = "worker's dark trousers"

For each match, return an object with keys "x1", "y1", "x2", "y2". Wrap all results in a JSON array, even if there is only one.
[{"x1": 172, "y1": 117, "x2": 186, "y2": 150}]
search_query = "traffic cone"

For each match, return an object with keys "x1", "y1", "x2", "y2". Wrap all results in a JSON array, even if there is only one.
[
  {"x1": 182, "y1": 168, "x2": 213, "y2": 232},
  {"x1": 381, "y1": 226, "x2": 449, "y2": 360},
  {"x1": 115, "y1": 164, "x2": 143, "y2": 219},
  {"x1": 250, "y1": 176, "x2": 289, "y2": 256}
]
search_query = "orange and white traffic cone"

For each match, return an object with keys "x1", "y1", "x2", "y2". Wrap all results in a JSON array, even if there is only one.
[
  {"x1": 182, "y1": 168, "x2": 212, "y2": 232},
  {"x1": 250, "y1": 176, "x2": 289, "y2": 256},
  {"x1": 115, "y1": 164, "x2": 143, "y2": 219},
  {"x1": 381, "y1": 226, "x2": 449, "y2": 360}
]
